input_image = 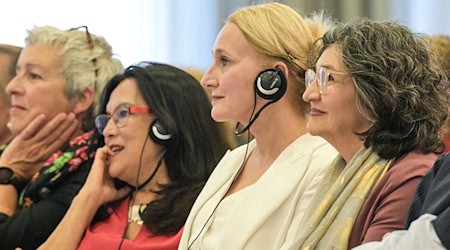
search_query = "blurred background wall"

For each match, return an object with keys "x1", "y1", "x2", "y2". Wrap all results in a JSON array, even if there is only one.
[{"x1": 1, "y1": 0, "x2": 448, "y2": 71}]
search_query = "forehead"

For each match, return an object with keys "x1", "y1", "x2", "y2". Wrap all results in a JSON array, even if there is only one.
[
  {"x1": 18, "y1": 43, "x2": 62, "y2": 70},
  {"x1": 317, "y1": 46, "x2": 345, "y2": 71},
  {"x1": 213, "y1": 22, "x2": 256, "y2": 56},
  {"x1": 107, "y1": 78, "x2": 146, "y2": 112}
]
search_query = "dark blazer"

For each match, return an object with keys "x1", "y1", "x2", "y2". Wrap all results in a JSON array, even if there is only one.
[{"x1": 405, "y1": 153, "x2": 450, "y2": 249}]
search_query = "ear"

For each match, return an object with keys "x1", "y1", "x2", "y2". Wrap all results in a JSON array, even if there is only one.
[
  {"x1": 273, "y1": 61, "x2": 289, "y2": 79},
  {"x1": 72, "y1": 86, "x2": 95, "y2": 115}
]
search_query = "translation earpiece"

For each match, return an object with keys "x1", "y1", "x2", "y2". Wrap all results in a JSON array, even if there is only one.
[
  {"x1": 149, "y1": 119, "x2": 172, "y2": 145},
  {"x1": 254, "y1": 68, "x2": 287, "y2": 102}
]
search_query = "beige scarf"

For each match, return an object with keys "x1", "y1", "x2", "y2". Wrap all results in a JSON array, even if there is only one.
[{"x1": 288, "y1": 147, "x2": 392, "y2": 250}]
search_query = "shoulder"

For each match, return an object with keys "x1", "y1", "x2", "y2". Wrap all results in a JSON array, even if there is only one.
[
  {"x1": 388, "y1": 151, "x2": 437, "y2": 181},
  {"x1": 284, "y1": 133, "x2": 338, "y2": 159},
  {"x1": 370, "y1": 151, "x2": 436, "y2": 198},
  {"x1": 296, "y1": 133, "x2": 333, "y2": 149},
  {"x1": 298, "y1": 134, "x2": 338, "y2": 165},
  {"x1": 427, "y1": 153, "x2": 450, "y2": 180}
]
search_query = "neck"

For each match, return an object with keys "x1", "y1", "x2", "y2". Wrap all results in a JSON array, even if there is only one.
[
  {"x1": 251, "y1": 113, "x2": 308, "y2": 158},
  {"x1": 327, "y1": 135, "x2": 365, "y2": 163}
]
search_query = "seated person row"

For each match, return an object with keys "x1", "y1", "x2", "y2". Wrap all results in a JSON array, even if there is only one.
[
  {"x1": 0, "y1": 25, "x2": 123, "y2": 249},
  {"x1": 289, "y1": 18, "x2": 448, "y2": 249},
  {"x1": 38, "y1": 62, "x2": 228, "y2": 249},
  {"x1": 179, "y1": 2, "x2": 338, "y2": 250},
  {"x1": 352, "y1": 35, "x2": 450, "y2": 250}
]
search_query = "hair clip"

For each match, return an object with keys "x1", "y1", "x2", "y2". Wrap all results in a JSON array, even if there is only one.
[{"x1": 286, "y1": 53, "x2": 294, "y2": 62}]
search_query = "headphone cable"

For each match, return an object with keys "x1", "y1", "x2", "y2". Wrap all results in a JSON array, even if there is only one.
[
  {"x1": 188, "y1": 91, "x2": 255, "y2": 249},
  {"x1": 118, "y1": 136, "x2": 164, "y2": 249}
]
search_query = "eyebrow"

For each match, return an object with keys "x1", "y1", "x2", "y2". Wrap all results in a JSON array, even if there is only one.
[
  {"x1": 211, "y1": 47, "x2": 228, "y2": 55},
  {"x1": 106, "y1": 103, "x2": 130, "y2": 114},
  {"x1": 316, "y1": 63, "x2": 340, "y2": 71},
  {"x1": 16, "y1": 62, "x2": 40, "y2": 72}
]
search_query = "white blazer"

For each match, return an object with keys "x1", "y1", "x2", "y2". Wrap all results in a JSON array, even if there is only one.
[{"x1": 179, "y1": 133, "x2": 338, "y2": 250}]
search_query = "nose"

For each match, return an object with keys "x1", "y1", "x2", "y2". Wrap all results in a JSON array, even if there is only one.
[
  {"x1": 302, "y1": 79, "x2": 321, "y2": 103},
  {"x1": 6, "y1": 74, "x2": 24, "y2": 96},
  {"x1": 200, "y1": 64, "x2": 218, "y2": 89},
  {"x1": 102, "y1": 116, "x2": 118, "y2": 138}
]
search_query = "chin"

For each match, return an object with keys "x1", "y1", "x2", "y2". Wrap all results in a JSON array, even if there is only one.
[
  {"x1": 107, "y1": 163, "x2": 121, "y2": 179},
  {"x1": 210, "y1": 112, "x2": 225, "y2": 122},
  {"x1": 7, "y1": 120, "x2": 24, "y2": 135}
]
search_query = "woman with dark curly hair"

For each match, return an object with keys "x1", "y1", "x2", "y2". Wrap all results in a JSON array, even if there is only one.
[{"x1": 289, "y1": 19, "x2": 448, "y2": 250}]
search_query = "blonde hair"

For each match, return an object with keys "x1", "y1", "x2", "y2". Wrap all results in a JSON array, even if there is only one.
[
  {"x1": 228, "y1": 2, "x2": 332, "y2": 114},
  {"x1": 26, "y1": 26, "x2": 123, "y2": 116},
  {"x1": 430, "y1": 35, "x2": 450, "y2": 76}
]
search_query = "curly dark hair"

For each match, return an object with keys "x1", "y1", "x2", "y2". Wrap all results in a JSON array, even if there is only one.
[{"x1": 320, "y1": 18, "x2": 449, "y2": 159}]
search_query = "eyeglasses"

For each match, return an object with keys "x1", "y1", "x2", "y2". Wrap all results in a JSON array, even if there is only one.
[
  {"x1": 305, "y1": 66, "x2": 349, "y2": 94},
  {"x1": 95, "y1": 104, "x2": 151, "y2": 135},
  {"x1": 67, "y1": 25, "x2": 98, "y2": 89}
]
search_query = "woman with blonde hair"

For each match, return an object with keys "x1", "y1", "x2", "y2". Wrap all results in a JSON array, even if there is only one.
[{"x1": 179, "y1": 3, "x2": 337, "y2": 249}]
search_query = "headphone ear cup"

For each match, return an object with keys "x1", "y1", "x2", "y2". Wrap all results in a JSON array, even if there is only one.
[
  {"x1": 255, "y1": 68, "x2": 287, "y2": 101},
  {"x1": 149, "y1": 119, "x2": 172, "y2": 145}
]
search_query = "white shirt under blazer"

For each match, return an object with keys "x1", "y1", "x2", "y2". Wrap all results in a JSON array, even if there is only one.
[{"x1": 179, "y1": 133, "x2": 338, "y2": 250}]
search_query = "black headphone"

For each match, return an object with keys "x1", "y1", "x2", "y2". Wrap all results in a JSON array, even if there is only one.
[
  {"x1": 149, "y1": 119, "x2": 172, "y2": 145},
  {"x1": 254, "y1": 68, "x2": 287, "y2": 102},
  {"x1": 235, "y1": 68, "x2": 287, "y2": 136}
]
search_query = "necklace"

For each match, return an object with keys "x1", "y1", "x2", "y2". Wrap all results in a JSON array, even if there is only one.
[{"x1": 129, "y1": 204, "x2": 146, "y2": 225}]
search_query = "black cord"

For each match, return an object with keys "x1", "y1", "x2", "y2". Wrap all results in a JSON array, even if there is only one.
[
  {"x1": 117, "y1": 135, "x2": 150, "y2": 250},
  {"x1": 187, "y1": 91, "x2": 256, "y2": 249},
  {"x1": 235, "y1": 87, "x2": 258, "y2": 137}
]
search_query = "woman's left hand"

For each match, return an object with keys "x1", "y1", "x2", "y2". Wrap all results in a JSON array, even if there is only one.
[
  {"x1": 78, "y1": 146, "x2": 130, "y2": 208},
  {"x1": 0, "y1": 113, "x2": 78, "y2": 181}
]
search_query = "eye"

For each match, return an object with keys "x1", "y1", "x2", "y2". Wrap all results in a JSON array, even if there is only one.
[
  {"x1": 327, "y1": 74, "x2": 335, "y2": 82},
  {"x1": 116, "y1": 108, "x2": 129, "y2": 120},
  {"x1": 29, "y1": 72, "x2": 42, "y2": 80},
  {"x1": 220, "y1": 56, "x2": 230, "y2": 66}
]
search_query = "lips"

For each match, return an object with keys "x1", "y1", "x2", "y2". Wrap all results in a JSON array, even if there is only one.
[
  {"x1": 309, "y1": 107, "x2": 326, "y2": 116},
  {"x1": 10, "y1": 105, "x2": 26, "y2": 114},
  {"x1": 108, "y1": 144, "x2": 124, "y2": 158},
  {"x1": 108, "y1": 145, "x2": 124, "y2": 154},
  {"x1": 11, "y1": 103, "x2": 25, "y2": 109},
  {"x1": 210, "y1": 94, "x2": 224, "y2": 105}
]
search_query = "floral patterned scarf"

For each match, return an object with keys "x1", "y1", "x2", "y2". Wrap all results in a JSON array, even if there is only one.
[{"x1": 13, "y1": 131, "x2": 98, "y2": 208}]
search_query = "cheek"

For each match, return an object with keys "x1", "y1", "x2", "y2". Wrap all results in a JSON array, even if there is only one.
[{"x1": 36, "y1": 92, "x2": 73, "y2": 116}]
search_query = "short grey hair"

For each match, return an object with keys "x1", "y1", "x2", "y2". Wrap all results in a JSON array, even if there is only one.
[{"x1": 26, "y1": 25, "x2": 124, "y2": 130}]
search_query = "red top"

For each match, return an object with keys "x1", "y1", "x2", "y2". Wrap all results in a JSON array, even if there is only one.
[
  {"x1": 77, "y1": 198, "x2": 183, "y2": 250},
  {"x1": 443, "y1": 134, "x2": 450, "y2": 153},
  {"x1": 347, "y1": 150, "x2": 436, "y2": 249}
]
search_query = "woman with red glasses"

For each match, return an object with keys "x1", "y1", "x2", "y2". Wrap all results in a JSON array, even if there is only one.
[{"x1": 38, "y1": 62, "x2": 228, "y2": 250}]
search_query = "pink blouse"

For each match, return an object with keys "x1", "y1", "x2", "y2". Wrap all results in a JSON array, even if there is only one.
[{"x1": 77, "y1": 198, "x2": 183, "y2": 250}]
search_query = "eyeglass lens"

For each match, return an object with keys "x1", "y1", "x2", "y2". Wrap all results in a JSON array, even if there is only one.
[{"x1": 95, "y1": 105, "x2": 130, "y2": 134}]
